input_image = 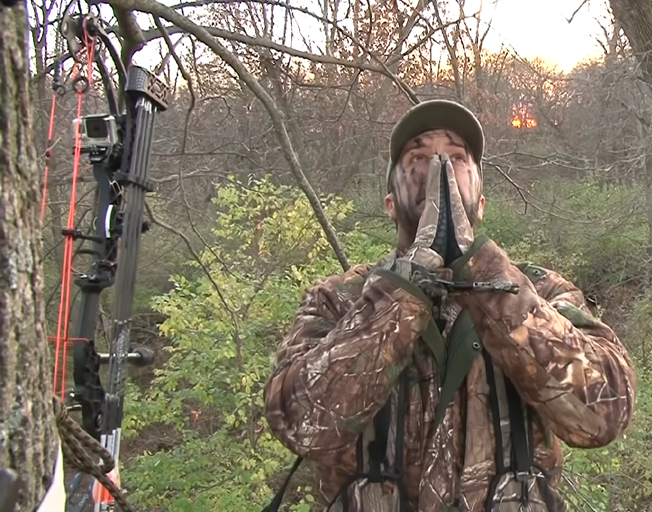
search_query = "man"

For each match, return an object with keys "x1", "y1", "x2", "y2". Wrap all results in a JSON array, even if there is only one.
[{"x1": 263, "y1": 100, "x2": 636, "y2": 512}]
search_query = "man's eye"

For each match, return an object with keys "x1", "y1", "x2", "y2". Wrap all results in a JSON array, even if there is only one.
[
  {"x1": 451, "y1": 154, "x2": 467, "y2": 163},
  {"x1": 412, "y1": 154, "x2": 428, "y2": 163}
]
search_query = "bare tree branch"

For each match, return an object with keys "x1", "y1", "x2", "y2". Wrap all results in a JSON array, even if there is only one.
[
  {"x1": 112, "y1": 6, "x2": 146, "y2": 68},
  {"x1": 144, "y1": 1, "x2": 472, "y2": 105},
  {"x1": 485, "y1": 160, "x2": 596, "y2": 224},
  {"x1": 109, "y1": 0, "x2": 351, "y2": 270},
  {"x1": 153, "y1": 31, "x2": 187, "y2": 76},
  {"x1": 432, "y1": 0, "x2": 464, "y2": 101},
  {"x1": 565, "y1": 0, "x2": 591, "y2": 24},
  {"x1": 137, "y1": 25, "x2": 401, "y2": 83}
]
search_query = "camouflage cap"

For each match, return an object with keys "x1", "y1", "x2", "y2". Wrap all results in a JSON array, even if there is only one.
[{"x1": 386, "y1": 100, "x2": 485, "y2": 192}]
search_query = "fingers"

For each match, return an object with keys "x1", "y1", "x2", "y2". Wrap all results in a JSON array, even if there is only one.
[
  {"x1": 413, "y1": 156, "x2": 442, "y2": 249},
  {"x1": 441, "y1": 155, "x2": 474, "y2": 254},
  {"x1": 404, "y1": 245, "x2": 445, "y2": 269},
  {"x1": 407, "y1": 154, "x2": 475, "y2": 270},
  {"x1": 441, "y1": 155, "x2": 464, "y2": 210}
]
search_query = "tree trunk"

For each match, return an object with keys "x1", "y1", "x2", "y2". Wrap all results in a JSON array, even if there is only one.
[
  {"x1": 0, "y1": 1, "x2": 58, "y2": 510},
  {"x1": 640, "y1": 122, "x2": 652, "y2": 283},
  {"x1": 609, "y1": 0, "x2": 652, "y2": 84},
  {"x1": 609, "y1": 0, "x2": 652, "y2": 281}
]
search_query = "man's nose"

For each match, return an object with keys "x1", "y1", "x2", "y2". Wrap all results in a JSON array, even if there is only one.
[{"x1": 412, "y1": 166, "x2": 429, "y2": 182}]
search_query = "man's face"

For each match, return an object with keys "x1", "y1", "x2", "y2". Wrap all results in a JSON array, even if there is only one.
[{"x1": 385, "y1": 129, "x2": 485, "y2": 234}]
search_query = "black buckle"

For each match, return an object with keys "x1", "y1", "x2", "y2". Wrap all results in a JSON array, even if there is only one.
[
  {"x1": 515, "y1": 470, "x2": 530, "y2": 507},
  {"x1": 366, "y1": 468, "x2": 402, "y2": 484},
  {"x1": 366, "y1": 440, "x2": 386, "y2": 483}
]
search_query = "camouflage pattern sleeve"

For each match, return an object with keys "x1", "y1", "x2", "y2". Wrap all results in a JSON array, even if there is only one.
[
  {"x1": 263, "y1": 264, "x2": 433, "y2": 460},
  {"x1": 453, "y1": 237, "x2": 636, "y2": 448}
]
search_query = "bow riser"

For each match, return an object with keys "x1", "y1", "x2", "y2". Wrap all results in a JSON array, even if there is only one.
[
  {"x1": 71, "y1": 147, "x2": 122, "y2": 440},
  {"x1": 103, "y1": 65, "x2": 169, "y2": 433},
  {"x1": 95, "y1": 65, "x2": 169, "y2": 512}
]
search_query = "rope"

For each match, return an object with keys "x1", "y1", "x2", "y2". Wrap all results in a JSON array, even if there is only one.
[{"x1": 53, "y1": 396, "x2": 137, "y2": 512}]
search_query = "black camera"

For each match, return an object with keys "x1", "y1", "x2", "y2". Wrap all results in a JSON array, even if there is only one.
[{"x1": 72, "y1": 114, "x2": 120, "y2": 162}]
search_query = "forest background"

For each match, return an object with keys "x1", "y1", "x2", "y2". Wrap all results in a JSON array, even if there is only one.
[{"x1": 26, "y1": 0, "x2": 652, "y2": 510}]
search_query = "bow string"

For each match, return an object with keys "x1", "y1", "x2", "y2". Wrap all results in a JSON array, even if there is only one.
[{"x1": 41, "y1": 7, "x2": 171, "y2": 511}]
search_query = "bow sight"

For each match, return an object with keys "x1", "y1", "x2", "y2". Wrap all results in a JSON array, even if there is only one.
[{"x1": 44, "y1": 11, "x2": 171, "y2": 512}]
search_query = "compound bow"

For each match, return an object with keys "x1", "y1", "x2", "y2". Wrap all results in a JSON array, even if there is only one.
[{"x1": 42, "y1": 8, "x2": 171, "y2": 511}]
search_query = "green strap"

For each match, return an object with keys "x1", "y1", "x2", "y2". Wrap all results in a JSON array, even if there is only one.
[
  {"x1": 371, "y1": 266, "x2": 482, "y2": 428},
  {"x1": 420, "y1": 318, "x2": 446, "y2": 380},
  {"x1": 372, "y1": 267, "x2": 444, "y2": 378},
  {"x1": 449, "y1": 235, "x2": 490, "y2": 280},
  {"x1": 434, "y1": 310, "x2": 482, "y2": 427},
  {"x1": 372, "y1": 267, "x2": 434, "y2": 310}
]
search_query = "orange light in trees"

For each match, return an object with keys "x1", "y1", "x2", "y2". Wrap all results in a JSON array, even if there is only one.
[{"x1": 511, "y1": 102, "x2": 537, "y2": 129}]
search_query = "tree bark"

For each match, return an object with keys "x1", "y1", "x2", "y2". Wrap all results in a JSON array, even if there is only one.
[
  {"x1": 609, "y1": 0, "x2": 652, "y2": 84},
  {"x1": 609, "y1": 0, "x2": 652, "y2": 279},
  {"x1": 0, "y1": 1, "x2": 58, "y2": 510}
]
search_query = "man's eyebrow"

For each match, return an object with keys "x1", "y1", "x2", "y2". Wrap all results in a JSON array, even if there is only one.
[
  {"x1": 403, "y1": 136, "x2": 425, "y2": 153},
  {"x1": 443, "y1": 132, "x2": 468, "y2": 151},
  {"x1": 444, "y1": 140, "x2": 466, "y2": 150}
]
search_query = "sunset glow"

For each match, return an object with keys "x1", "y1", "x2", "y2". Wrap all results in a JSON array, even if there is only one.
[{"x1": 511, "y1": 103, "x2": 537, "y2": 129}]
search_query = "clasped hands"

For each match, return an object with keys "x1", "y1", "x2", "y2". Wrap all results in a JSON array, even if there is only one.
[
  {"x1": 403, "y1": 154, "x2": 474, "y2": 272},
  {"x1": 387, "y1": 156, "x2": 518, "y2": 301}
]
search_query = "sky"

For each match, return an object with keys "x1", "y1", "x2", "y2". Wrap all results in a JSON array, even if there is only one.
[
  {"x1": 129, "y1": 0, "x2": 612, "y2": 74},
  {"x1": 477, "y1": 0, "x2": 610, "y2": 71}
]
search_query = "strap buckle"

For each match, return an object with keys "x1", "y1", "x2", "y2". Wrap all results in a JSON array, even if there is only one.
[
  {"x1": 515, "y1": 471, "x2": 530, "y2": 508},
  {"x1": 367, "y1": 467, "x2": 402, "y2": 484}
]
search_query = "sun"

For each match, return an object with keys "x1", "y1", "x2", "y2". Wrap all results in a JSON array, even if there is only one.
[{"x1": 511, "y1": 102, "x2": 537, "y2": 129}]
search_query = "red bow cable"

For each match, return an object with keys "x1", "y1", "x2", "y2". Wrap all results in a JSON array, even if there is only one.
[{"x1": 51, "y1": 18, "x2": 97, "y2": 401}]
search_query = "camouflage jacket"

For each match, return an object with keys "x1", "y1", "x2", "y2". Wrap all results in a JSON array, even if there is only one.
[{"x1": 263, "y1": 237, "x2": 636, "y2": 512}]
